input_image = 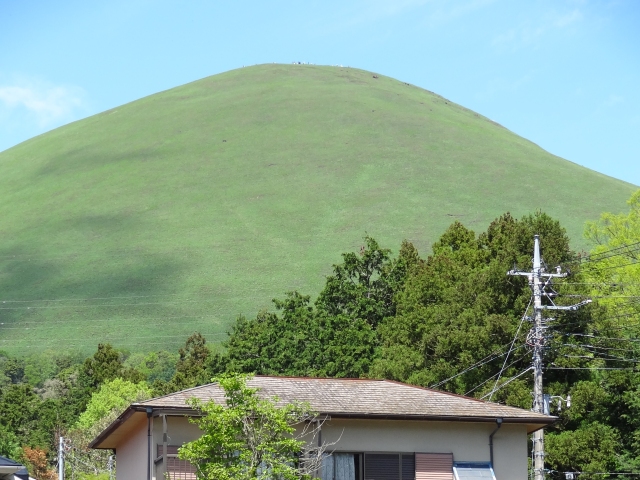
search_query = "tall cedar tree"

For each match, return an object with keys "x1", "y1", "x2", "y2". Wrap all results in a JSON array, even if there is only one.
[
  {"x1": 213, "y1": 237, "x2": 419, "y2": 378},
  {"x1": 372, "y1": 212, "x2": 591, "y2": 405}
]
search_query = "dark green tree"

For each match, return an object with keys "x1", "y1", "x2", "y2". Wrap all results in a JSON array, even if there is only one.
[
  {"x1": 372, "y1": 213, "x2": 588, "y2": 402},
  {"x1": 179, "y1": 374, "x2": 318, "y2": 480},
  {"x1": 222, "y1": 292, "x2": 322, "y2": 376},
  {"x1": 211, "y1": 237, "x2": 417, "y2": 379},
  {"x1": 155, "y1": 333, "x2": 213, "y2": 394}
]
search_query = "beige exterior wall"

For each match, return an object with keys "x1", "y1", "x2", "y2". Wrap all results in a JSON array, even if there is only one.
[
  {"x1": 321, "y1": 419, "x2": 528, "y2": 480},
  {"x1": 151, "y1": 415, "x2": 203, "y2": 480},
  {"x1": 114, "y1": 415, "x2": 529, "y2": 480},
  {"x1": 154, "y1": 415, "x2": 203, "y2": 447},
  {"x1": 115, "y1": 416, "x2": 148, "y2": 480}
]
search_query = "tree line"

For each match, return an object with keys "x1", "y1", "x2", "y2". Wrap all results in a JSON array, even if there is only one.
[{"x1": 1, "y1": 191, "x2": 639, "y2": 479}]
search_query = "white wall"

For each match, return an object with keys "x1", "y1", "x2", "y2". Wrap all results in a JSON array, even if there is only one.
[
  {"x1": 119, "y1": 415, "x2": 529, "y2": 480},
  {"x1": 116, "y1": 416, "x2": 148, "y2": 480},
  {"x1": 321, "y1": 419, "x2": 528, "y2": 480}
]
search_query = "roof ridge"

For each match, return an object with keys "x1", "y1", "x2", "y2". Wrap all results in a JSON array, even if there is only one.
[
  {"x1": 135, "y1": 375, "x2": 550, "y2": 420},
  {"x1": 379, "y1": 379, "x2": 531, "y2": 412},
  {"x1": 252, "y1": 376, "x2": 544, "y2": 415},
  {"x1": 137, "y1": 381, "x2": 218, "y2": 405},
  {"x1": 253, "y1": 375, "x2": 385, "y2": 382},
  {"x1": 138, "y1": 376, "x2": 386, "y2": 404}
]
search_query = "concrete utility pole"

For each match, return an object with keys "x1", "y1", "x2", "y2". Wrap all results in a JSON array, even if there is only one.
[
  {"x1": 508, "y1": 235, "x2": 590, "y2": 480},
  {"x1": 58, "y1": 436, "x2": 65, "y2": 480}
]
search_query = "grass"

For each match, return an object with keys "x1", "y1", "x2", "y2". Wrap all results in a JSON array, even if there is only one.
[{"x1": 0, "y1": 64, "x2": 635, "y2": 356}]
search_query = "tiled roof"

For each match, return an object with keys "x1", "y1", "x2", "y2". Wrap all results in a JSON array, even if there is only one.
[
  {"x1": 0, "y1": 456, "x2": 23, "y2": 466},
  {"x1": 137, "y1": 376, "x2": 552, "y2": 422}
]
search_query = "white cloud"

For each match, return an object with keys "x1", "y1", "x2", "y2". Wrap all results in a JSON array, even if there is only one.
[
  {"x1": 492, "y1": 7, "x2": 584, "y2": 51},
  {"x1": 424, "y1": 0, "x2": 497, "y2": 27},
  {"x1": 0, "y1": 81, "x2": 85, "y2": 127}
]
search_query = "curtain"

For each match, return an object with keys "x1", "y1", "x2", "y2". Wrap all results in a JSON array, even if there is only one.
[
  {"x1": 322, "y1": 453, "x2": 356, "y2": 480},
  {"x1": 335, "y1": 453, "x2": 356, "y2": 480},
  {"x1": 321, "y1": 454, "x2": 334, "y2": 480}
]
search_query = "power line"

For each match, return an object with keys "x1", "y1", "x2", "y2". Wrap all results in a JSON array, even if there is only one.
[
  {"x1": 0, "y1": 300, "x2": 216, "y2": 310},
  {"x1": 563, "y1": 333, "x2": 640, "y2": 343},
  {"x1": 562, "y1": 473, "x2": 640, "y2": 477},
  {"x1": 560, "y1": 343, "x2": 640, "y2": 354},
  {"x1": 0, "y1": 319, "x2": 227, "y2": 331},
  {"x1": 464, "y1": 350, "x2": 531, "y2": 396},
  {"x1": 560, "y1": 282, "x2": 640, "y2": 286},
  {"x1": 586, "y1": 260, "x2": 640, "y2": 271},
  {"x1": 0, "y1": 291, "x2": 280, "y2": 303},
  {"x1": 2, "y1": 339, "x2": 222, "y2": 349},
  {"x1": 429, "y1": 344, "x2": 526, "y2": 389},
  {"x1": 560, "y1": 354, "x2": 640, "y2": 364},
  {"x1": 559, "y1": 294, "x2": 640, "y2": 299},
  {"x1": 479, "y1": 367, "x2": 532, "y2": 400},
  {"x1": 575, "y1": 241, "x2": 640, "y2": 263},
  {"x1": 0, "y1": 233, "x2": 376, "y2": 261},
  {"x1": 548, "y1": 367, "x2": 637, "y2": 371},
  {"x1": 0, "y1": 333, "x2": 225, "y2": 343},
  {"x1": 0, "y1": 314, "x2": 223, "y2": 326},
  {"x1": 489, "y1": 298, "x2": 532, "y2": 401},
  {"x1": 557, "y1": 312, "x2": 640, "y2": 330}
]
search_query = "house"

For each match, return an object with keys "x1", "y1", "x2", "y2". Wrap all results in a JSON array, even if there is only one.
[
  {"x1": 90, "y1": 376, "x2": 555, "y2": 480},
  {"x1": 0, "y1": 457, "x2": 30, "y2": 480}
]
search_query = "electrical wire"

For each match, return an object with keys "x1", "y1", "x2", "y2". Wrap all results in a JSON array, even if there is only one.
[
  {"x1": 0, "y1": 320, "x2": 228, "y2": 331},
  {"x1": 0, "y1": 300, "x2": 220, "y2": 310},
  {"x1": 0, "y1": 314, "x2": 223, "y2": 327},
  {"x1": 480, "y1": 367, "x2": 532, "y2": 400},
  {"x1": 548, "y1": 367, "x2": 637, "y2": 370},
  {"x1": 561, "y1": 343, "x2": 640, "y2": 354},
  {"x1": 575, "y1": 241, "x2": 640, "y2": 263},
  {"x1": 0, "y1": 332, "x2": 225, "y2": 343},
  {"x1": 464, "y1": 350, "x2": 531, "y2": 396},
  {"x1": 559, "y1": 295, "x2": 640, "y2": 299},
  {"x1": 586, "y1": 260, "x2": 640, "y2": 271},
  {"x1": 489, "y1": 298, "x2": 532, "y2": 401},
  {"x1": 0, "y1": 290, "x2": 279, "y2": 303},
  {"x1": 561, "y1": 355, "x2": 640, "y2": 364},
  {"x1": 4, "y1": 340, "x2": 219, "y2": 349},
  {"x1": 563, "y1": 333, "x2": 640, "y2": 343},
  {"x1": 560, "y1": 282, "x2": 640, "y2": 286},
  {"x1": 428, "y1": 344, "x2": 525, "y2": 389}
]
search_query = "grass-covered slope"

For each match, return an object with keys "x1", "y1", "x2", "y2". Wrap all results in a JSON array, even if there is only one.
[{"x1": 0, "y1": 64, "x2": 635, "y2": 355}]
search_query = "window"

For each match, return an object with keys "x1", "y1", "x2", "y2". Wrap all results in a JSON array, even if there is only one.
[
  {"x1": 322, "y1": 453, "x2": 362, "y2": 480},
  {"x1": 452, "y1": 462, "x2": 496, "y2": 480},
  {"x1": 363, "y1": 453, "x2": 415, "y2": 480},
  {"x1": 156, "y1": 445, "x2": 197, "y2": 480},
  {"x1": 415, "y1": 453, "x2": 453, "y2": 480}
]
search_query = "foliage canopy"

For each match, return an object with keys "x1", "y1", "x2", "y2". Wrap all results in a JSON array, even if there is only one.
[{"x1": 179, "y1": 374, "x2": 318, "y2": 480}]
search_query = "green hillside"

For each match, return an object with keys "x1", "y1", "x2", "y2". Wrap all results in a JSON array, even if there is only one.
[{"x1": 0, "y1": 64, "x2": 635, "y2": 355}]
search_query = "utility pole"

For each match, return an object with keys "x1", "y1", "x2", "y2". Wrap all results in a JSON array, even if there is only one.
[
  {"x1": 108, "y1": 455, "x2": 115, "y2": 480},
  {"x1": 58, "y1": 436, "x2": 65, "y2": 480},
  {"x1": 508, "y1": 235, "x2": 590, "y2": 480}
]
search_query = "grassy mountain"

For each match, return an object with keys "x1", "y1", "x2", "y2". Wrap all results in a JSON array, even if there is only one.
[{"x1": 0, "y1": 64, "x2": 635, "y2": 355}]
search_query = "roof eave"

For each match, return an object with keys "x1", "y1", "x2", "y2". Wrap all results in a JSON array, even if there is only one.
[
  {"x1": 89, "y1": 405, "x2": 204, "y2": 449},
  {"x1": 89, "y1": 405, "x2": 144, "y2": 449},
  {"x1": 323, "y1": 412, "x2": 557, "y2": 431}
]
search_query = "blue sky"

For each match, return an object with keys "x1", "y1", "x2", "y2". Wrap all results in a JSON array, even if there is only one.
[{"x1": 1, "y1": 0, "x2": 638, "y2": 185}]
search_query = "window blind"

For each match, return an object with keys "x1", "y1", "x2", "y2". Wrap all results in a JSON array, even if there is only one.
[
  {"x1": 415, "y1": 453, "x2": 453, "y2": 480},
  {"x1": 365, "y1": 453, "x2": 401, "y2": 480}
]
